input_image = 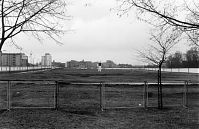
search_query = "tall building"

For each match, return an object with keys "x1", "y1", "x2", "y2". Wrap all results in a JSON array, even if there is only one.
[
  {"x1": 0, "y1": 53, "x2": 28, "y2": 66},
  {"x1": 41, "y1": 53, "x2": 52, "y2": 66}
]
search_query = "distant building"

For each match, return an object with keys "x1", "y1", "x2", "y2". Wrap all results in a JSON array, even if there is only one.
[
  {"x1": 102, "y1": 60, "x2": 117, "y2": 68},
  {"x1": 52, "y1": 60, "x2": 65, "y2": 68},
  {"x1": 118, "y1": 64, "x2": 133, "y2": 68},
  {"x1": 21, "y1": 54, "x2": 28, "y2": 66},
  {"x1": 182, "y1": 54, "x2": 187, "y2": 61},
  {"x1": 66, "y1": 60, "x2": 119, "y2": 69},
  {"x1": 67, "y1": 60, "x2": 79, "y2": 68},
  {"x1": 67, "y1": 60, "x2": 96, "y2": 69},
  {"x1": 79, "y1": 60, "x2": 93, "y2": 69},
  {"x1": 41, "y1": 56, "x2": 45, "y2": 66},
  {"x1": 0, "y1": 52, "x2": 28, "y2": 66},
  {"x1": 41, "y1": 53, "x2": 52, "y2": 66}
]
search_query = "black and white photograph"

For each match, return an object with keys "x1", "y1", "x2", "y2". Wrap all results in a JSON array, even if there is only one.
[{"x1": 0, "y1": 0, "x2": 199, "y2": 128}]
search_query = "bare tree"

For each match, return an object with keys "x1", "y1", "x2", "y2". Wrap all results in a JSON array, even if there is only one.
[
  {"x1": 118, "y1": 0, "x2": 199, "y2": 47},
  {"x1": 138, "y1": 28, "x2": 181, "y2": 109},
  {"x1": 0, "y1": 0, "x2": 68, "y2": 51}
]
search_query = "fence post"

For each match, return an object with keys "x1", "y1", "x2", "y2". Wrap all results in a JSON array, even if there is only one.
[
  {"x1": 54, "y1": 81, "x2": 56, "y2": 109},
  {"x1": 183, "y1": 81, "x2": 188, "y2": 108},
  {"x1": 55, "y1": 81, "x2": 59, "y2": 110},
  {"x1": 7, "y1": 81, "x2": 11, "y2": 111},
  {"x1": 143, "y1": 81, "x2": 148, "y2": 109},
  {"x1": 100, "y1": 83, "x2": 105, "y2": 111}
]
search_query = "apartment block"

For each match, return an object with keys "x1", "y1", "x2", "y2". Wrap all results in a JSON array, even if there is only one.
[
  {"x1": 41, "y1": 53, "x2": 52, "y2": 66},
  {"x1": 0, "y1": 52, "x2": 28, "y2": 66}
]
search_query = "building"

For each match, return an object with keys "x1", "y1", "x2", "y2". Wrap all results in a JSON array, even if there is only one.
[
  {"x1": 67, "y1": 60, "x2": 80, "y2": 69},
  {"x1": 66, "y1": 60, "x2": 119, "y2": 69},
  {"x1": 52, "y1": 60, "x2": 65, "y2": 68},
  {"x1": 118, "y1": 64, "x2": 133, "y2": 68},
  {"x1": 41, "y1": 53, "x2": 52, "y2": 66},
  {"x1": 103, "y1": 60, "x2": 117, "y2": 68},
  {"x1": 0, "y1": 52, "x2": 28, "y2": 66},
  {"x1": 67, "y1": 60, "x2": 96, "y2": 69}
]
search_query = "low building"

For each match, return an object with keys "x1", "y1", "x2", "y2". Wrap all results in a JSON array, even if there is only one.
[
  {"x1": 67, "y1": 60, "x2": 97, "y2": 69},
  {"x1": 52, "y1": 60, "x2": 65, "y2": 68},
  {"x1": 103, "y1": 60, "x2": 117, "y2": 68},
  {"x1": 66, "y1": 60, "x2": 119, "y2": 69},
  {"x1": 67, "y1": 60, "x2": 79, "y2": 68},
  {"x1": 118, "y1": 64, "x2": 133, "y2": 68}
]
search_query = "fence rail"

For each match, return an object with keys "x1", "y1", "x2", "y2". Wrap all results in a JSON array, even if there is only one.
[
  {"x1": 145, "y1": 68, "x2": 199, "y2": 74},
  {"x1": 105, "y1": 68, "x2": 199, "y2": 74},
  {"x1": 0, "y1": 66, "x2": 54, "y2": 72},
  {"x1": 0, "y1": 80, "x2": 198, "y2": 111}
]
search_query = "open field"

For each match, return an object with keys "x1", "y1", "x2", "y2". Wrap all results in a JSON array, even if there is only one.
[
  {"x1": 0, "y1": 68, "x2": 199, "y2": 129},
  {"x1": 0, "y1": 68, "x2": 198, "y2": 83}
]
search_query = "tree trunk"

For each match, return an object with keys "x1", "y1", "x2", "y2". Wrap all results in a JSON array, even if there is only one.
[
  {"x1": 0, "y1": 39, "x2": 5, "y2": 51},
  {"x1": 157, "y1": 69, "x2": 160, "y2": 108},
  {"x1": 157, "y1": 65, "x2": 163, "y2": 109},
  {"x1": 159, "y1": 66, "x2": 163, "y2": 109},
  {"x1": 0, "y1": 50, "x2": 2, "y2": 69},
  {"x1": 0, "y1": 45, "x2": 3, "y2": 51}
]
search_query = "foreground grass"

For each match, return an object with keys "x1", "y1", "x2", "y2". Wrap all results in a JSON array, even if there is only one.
[
  {"x1": 0, "y1": 107, "x2": 198, "y2": 129},
  {"x1": 0, "y1": 83, "x2": 198, "y2": 128}
]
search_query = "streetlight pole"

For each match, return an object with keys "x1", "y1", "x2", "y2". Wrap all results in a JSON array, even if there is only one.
[
  {"x1": 170, "y1": 60, "x2": 172, "y2": 72},
  {"x1": 33, "y1": 57, "x2": 35, "y2": 70},
  {"x1": 20, "y1": 50, "x2": 22, "y2": 71}
]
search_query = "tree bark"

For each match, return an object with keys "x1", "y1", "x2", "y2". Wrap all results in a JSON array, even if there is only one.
[
  {"x1": 157, "y1": 64, "x2": 163, "y2": 109},
  {"x1": 157, "y1": 69, "x2": 160, "y2": 108},
  {"x1": 159, "y1": 65, "x2": 163, "y2": 109},
  {"x1": 0, "y1": 40, "x2": 4, "y2": 51}
]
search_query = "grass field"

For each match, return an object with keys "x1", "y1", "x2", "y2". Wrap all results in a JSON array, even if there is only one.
[
  {"x1": 0, "y1": 68, "x2": 198, "y2": 82},
  {"x1": 0, "y1": 68, "x2": 199, "y2": 129}
]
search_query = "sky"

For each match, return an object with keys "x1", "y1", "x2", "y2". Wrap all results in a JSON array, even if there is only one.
[{"x1": 3, "y1": 0, "x2": 189, "y2": 65}]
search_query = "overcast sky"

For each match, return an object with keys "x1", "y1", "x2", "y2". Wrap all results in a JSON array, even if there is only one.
[{"x1": 3, "y1": 0, "x2": 189, "y2": 65}]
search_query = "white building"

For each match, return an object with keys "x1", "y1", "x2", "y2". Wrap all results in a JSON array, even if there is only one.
[{"x1": 41, "y1": 53, "x2": 52, "y2": 66}]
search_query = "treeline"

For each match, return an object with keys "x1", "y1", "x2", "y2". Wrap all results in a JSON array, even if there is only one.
[{"x1": 165, "y1": 47, "x2": 199, "y2": 68}]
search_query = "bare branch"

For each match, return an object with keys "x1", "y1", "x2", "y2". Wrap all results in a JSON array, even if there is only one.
[
  {"x1": 138, "y1": 27, "x2": 180, "y2": 66},
  {"x1": 0, "y1": 0, "x2": 68, "y2": 50},
  {"x1": 118, "y1": 0, "x2": 199, "y2": 47}
]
